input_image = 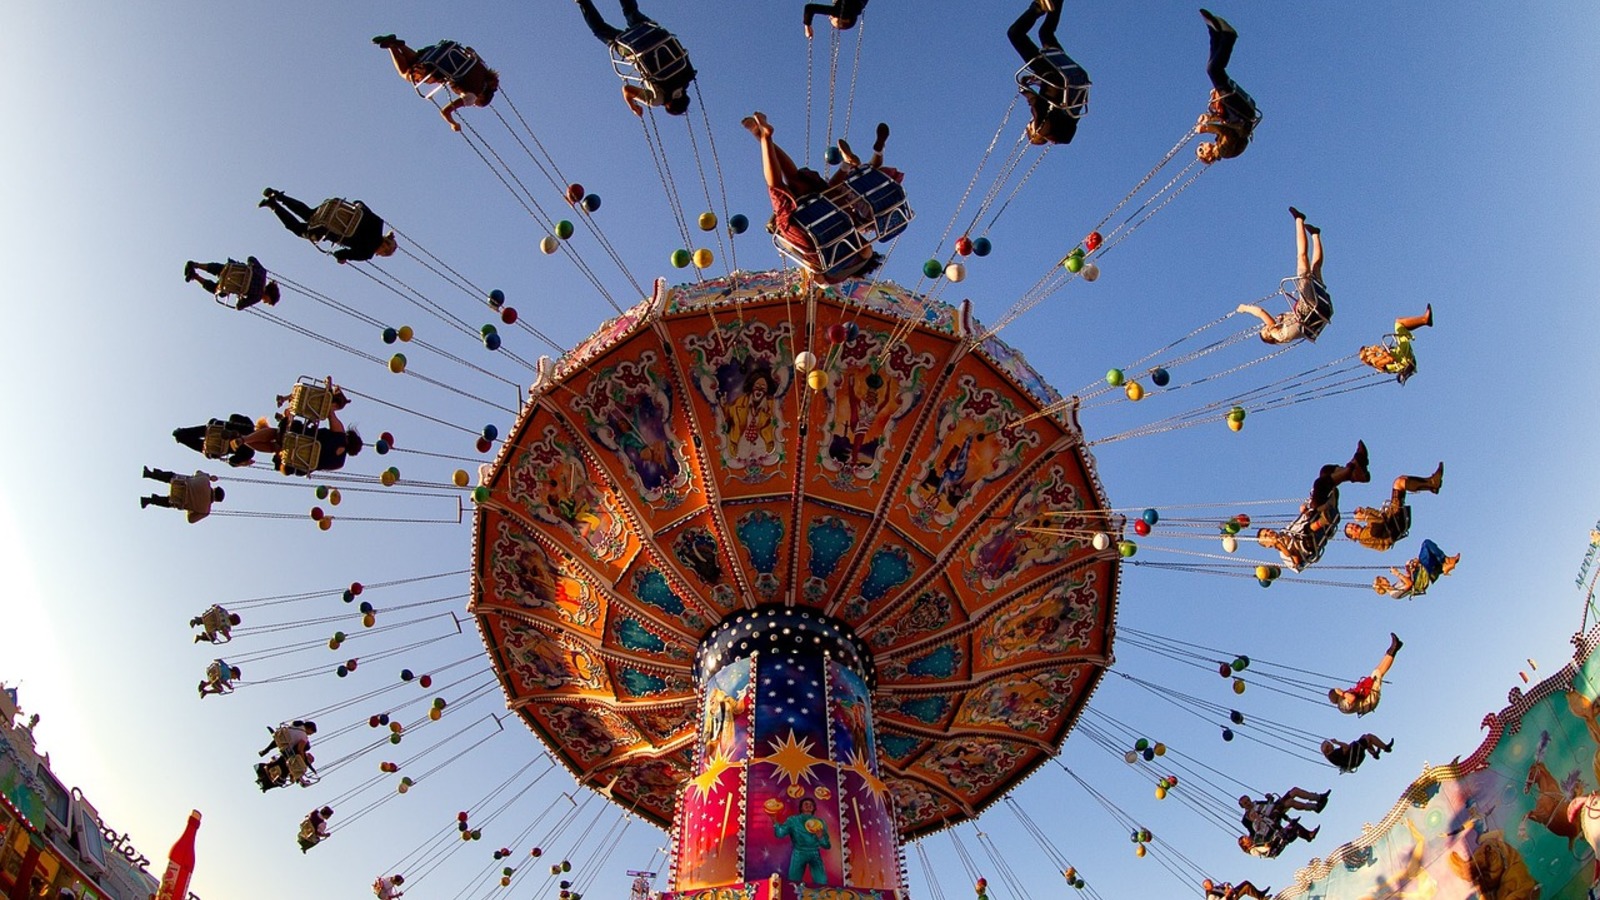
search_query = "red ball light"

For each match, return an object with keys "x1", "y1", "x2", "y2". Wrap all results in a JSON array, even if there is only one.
[
  {"x1": 420, "y1": 674, "x2": 433, "y2": 689},
  {"x1": 956, "y1": 236, "x2": 973, "y2": 257},
  {"x1": 827, "y1": 323, "x2": 848, "y2": 343},
  {"x1": 501, "y1": 307, "x2": 518, "y2": 325},
  {"x1": 1085, "y1": 231, "x2": 1102, "y2": 252},
  {"x1": 310, "y1": 507, "x2": 325, "y2": 521},
  {"x1": 1133, "y1": 519, "x2": 1150, "y2": 536},
  {"x1": 380, "y1": 432, "x2": 395, "y2": 446},
  {"x1": 459, "y1": 811, "x2": 470, "y2": 822},
  {"x1": 476, "y1": 437, "x2": 492, "y2": 453},
  {"x1": 351, "y1": 582, "x2": 363, "y2": 595},
  {"x1": 566, "y1": 183, "x2": 584, "y2": 204}
]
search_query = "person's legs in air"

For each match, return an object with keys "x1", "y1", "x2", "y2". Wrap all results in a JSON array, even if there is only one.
[
  {"x1": 619, "y1": 0, "x2": 648, "y2": 28},
  {"x1": 1036, "y1": 1, "x2": 1064, "y2": 51},
  {"x1": 1007, "y1": 4, "x2": 1045, "y2": 66},
  {"x1": 1201, "y1": 11, "x2": 1237, "y2": 92},
  {"x1": 1395, "y1": 306, "x2": 1433, "y2": 330},
  {"x1": 576, "y1": 0, "x2": 625, "y2": 43}
]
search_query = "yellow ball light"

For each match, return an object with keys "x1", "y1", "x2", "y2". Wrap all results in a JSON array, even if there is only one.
[
  {"x1": 807, "y1": 369, "x2": 830, "y2": 391},
  {"x1": 318, "y1": 518, "x2": 333, "y2": 531},
  {"x1": 453, "y1": 469, "x2": 470, "y2": 487},
  {"x1": 692, "y1": 248, "x2": 714, "y2": 269},
  {"x1": 397, "y1": 325, "x2": 414, "y2": 342},
  {"x1": 698, "y1": 212, "x2": 718, "y2": 231},
  {"x1": 1227, "y1": 418, "x2": 1244, "y2": 432},
  {"x1": 1125, "y1": 382, "x2": 1144, "y2": 401}
]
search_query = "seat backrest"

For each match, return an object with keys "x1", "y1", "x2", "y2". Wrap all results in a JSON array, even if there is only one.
[
  {"x1": 612, "y1": 24, "x2": 695, "y2": 86},
  {"x1": 309, "y1": 200, "x2": 365, "y2": 242},
  {"x1": 418, "y1": 41, "x2": 479, "y2": 83},
  {"x1": 1016, "y1": 48, "x2": 1092, "y2": 117},
  {"x1": 280, "y1": 432, "x2": 323, "y2": 474}
]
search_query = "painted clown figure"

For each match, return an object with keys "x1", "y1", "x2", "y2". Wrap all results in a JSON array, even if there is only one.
[{"x1": 772, "y1": 798, "x2": 831, "y2": 884}]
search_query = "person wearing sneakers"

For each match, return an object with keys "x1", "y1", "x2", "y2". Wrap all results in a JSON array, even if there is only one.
[
  {"x1": 139, "y1": 467, "x2": 223, "y2": 523},
  {"x1": 1236, "y1": 207, "x2": 1332, "y2": 343},
  {"x1": 371, "y1": 35, "x2": 499, "y2": 132},
  {"x1": 1374, "y1": 540, "x2": 1460, "y2": 600},
  {"x1": 1345, "y1": 462, "x2": 1444, "y2": 551},
  {"x1": 1331, "y1": 633, "x2": 1403, "y2": 715},
  {"x1": 183, "y1": 256, "x2": 281, "y2": 310},
  {"x1": 1203, "y1": 880, "x2": 1271, "y2": 900},
  {"x1": 1359, "y1": 306, "x2": 1434, "y2": 384},
  {"x1": 1255, "y1": 441, "x2": 1371, "y2": 570},
  {"x1": 804, "y1": 0, "x2": 868, "y2": 38},
  {"x1": 574, "y1": 0, "x2": 696, "y2": 117},
  {"x1": 1195, "y1": 10, "x2": 1258, "y2": 164},
  {"x1": 259, "y1": 190, "x2": 397, "y2": 264},
  {"x1": 1008, "y1": 0, "x2": 1086, "y2": 146},
  {"x1": 1238, "y1": 788, "x2": 1326, "y2": 858},
  {"x1": 744, "y1": 112, "x2": 883, "y2": 283},
  {"x1": 1321, "y1": 733, "x2": 1394, "y2": 773}
]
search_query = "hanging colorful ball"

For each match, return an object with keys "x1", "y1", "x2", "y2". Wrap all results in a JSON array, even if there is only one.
[
  {"x1": 1228, "y1": 418, "x2": 1244, "y2": 432},
  {"x1": 397, "y1": 781, "x2": 410, "y2": 794},
  {"x1": 476, "y1": 437, "x2": 492, "y2": 454},
  {"x1": 1124, "y1": 750, "x2": 1138, "y2": 764},
  {"x1": 342, "y1": 589, "x2": 354, "y2": 603},
  {"x1": 1134, "y1": 738, "x2": 1149, "y2": 751},
  {"x1": 473, "y1": 486, "x2": 490, "y2": 503},
  {"x1": 311, "y1": 506, "x2": 325, "y2": 521},
  {"x1": 481, "y1": 323, "x2": 498, "y2": 338},
  {"x1": 555, "y1": 220, "x2": 574, "y2": 240},
  {"x1": 378, "y1": 713, "x2": 389, "y2": 724},
  {"x1": 824, "y1": 146, "x2": 843, "y2": 166},
  {"x1": 318, "y1": 518, "x2": 333, "y2": 531},
  {"x1": 922, "y1": 259, "x2": 943, "y2": 278},
  {"x1": 1133, "y1": 519, "x2": 1150, "y2": 536},
  {"x1": 1228, "y1": 406, "x2": 1246, "y2": 422},
  {"x1": 382, "y1": 327, "x2": 398, "y2": 344},
  {"x1": 972, "y1": 237, "x2": 992, "y2": 257},
  {"x1": 482, "y1": 424, "x2": 499, "y2": 442},
  {"x1": 419, "y1": 674, "x2": 433, "y2": 689},
  {"x1": 362, "y1": 612, "x2": 376, "y2": 628},
  {"x1": 328, "y1": 489, "x2": 341, "y2": 506},
  {"x1": 336, "y1": 665, "x2": 349, "y2": 677},
  {"x1": 1081, "y1": 263, "x2": 1100, "y2": 282},
  {"x1": 945, "y1": 262, "x2": 966, "y2": 283},
  {"x1": 561, "y1": 861, "x2": 571, "y2": 873},
  {"x1": 359, "y1": 601, "x2": 374, "y2": 615},
  {"x1": 1084, "y1": 231, "x2": 1103, "y2": 252},
  {"x1": 1064, "y1": 255, "x2": 1084, "y2": 273},
  {"x1": 1117, "y1": 541, "x2": 1137, "y2": 558},
  {"x1": 1223, "y1": 520, "x2": 1241, "y2": 535},
  {"x1": 671, "y1": 248, "x2": 691, "y2": 268},
  {"x1": 1155, "y1": 786, "x2": 1167, "y2": 800},
  {"x1": 380, "y1": 470, "x2": 397, "y2": 487},
  {"x1": 504, "y1": 867, "x2": 515, "y2": 878},
  {"x1": 566, "y1": 184, "x2": 584, "y2": 204},
  {"x1": 1254, "y1": 565, "x2": 1272, "y2": 580},
  {"x1": 845, "y1": 321, "x2": 859, "y2": 339},
  {"x1": 389, "y1": 354, "x2": 407, "y2": 374},
  {"x1": 976, "y1": 879, "x2": 987, "y2": 892},
  {"x1": 488, "y1": 289, "x2": 505, "y2": 308},
  {"x1": 692, "y1": 248, "x2": 713, "y2": 268},
  {"x1": 1218, "y1": 662, "x2": 1232, "y2": 678},
  {"x1": 370, "y1": 715, "x2": 382, "y2": 728},
  {"x1": 1125, "y1": 381, "x2": 1144, "y2": 401},
  {"x1": 1234, "y1": 513, "x2": 1251, "y2": 528},
  {"x1": 729, "y1": 213, "x2": 749, "y2": 234},
  {"x1": 397, "y1": 325, "x2": 414, "y2": 342},
  {"x1": 1233, "y1": 655, "x2": 1250, "y2": 671},
  {"x1": 697, "y1": 211, "x2": 718, "y2": 231},
  {"x1": 828, "y1": 323, "x2": 849, "y2": 342},
  {"x1": 793, "y1": 351, "x2": 817, "y2": 373},
  {"x1": 540, "y1": 235, "x2": 559, "y2": 255},
  {"x1": 1230, "y1": 709, "x2": 1245, "y2": 725},
  {"x1": 501, "y1": 877, "x2": 511, "y2": 887},
  {"x1": 1140, "y1": 748, "x2": 1154, "y2": 762},
  {"x1": 1105, "y1": 368, "x2": 1124, "y2": 386},
  {"x1": 1232, "y1": 678, "x2": 1247, "y2": 694},
  {"x1": 459, "y1": 812, "x2": 470, "y2": 822},
  {"x1": 1222, "y1": 727, "x2": 1236, "y2": 741},
  {"x1": 530, "y1": 848, "x2": 543, "y2": 858},
  {"x1": 807, "y1": 369, "x2": 830, "y2": 391},
  {"x1": 1221, "y1": 535, "x2": 1238, "y2": 553},
  {"x1": 428, "y1": 707, "x2": 442, "y2": 721},
  {"x1": 453, "y1": 469, "x2": 470, "y2": 487},
  {"x1": 485, "y1": 332, "x2": 502, "y2": 351},
  {"x1": 582, "y1": 194, "x2": 601, "y2": 213},
  {"x1": 956, "y1": 236, "x2": 974, "y2": 257},
  {"x1": 1153, "y1": 742, "x2": 1166, "y2": 756},
  {"x1": 501, "y1": 307, "x2": 518, "y2": 325},
  {"x1": 1092, "y1": 532, "x2": 1112, "y2": 551},
  {"x1": 1150, "y1": 367, "x2": 1170, "y2": 387}
]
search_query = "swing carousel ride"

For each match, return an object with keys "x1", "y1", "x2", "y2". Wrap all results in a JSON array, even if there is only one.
[{"x1": 152, "y1": 4, "x2": 1503, "y2": 900}]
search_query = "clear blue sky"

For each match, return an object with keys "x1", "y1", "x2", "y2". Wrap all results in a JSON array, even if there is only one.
[{"x1": 4, "y1": 2, "x2": 1599, "y2": 899}]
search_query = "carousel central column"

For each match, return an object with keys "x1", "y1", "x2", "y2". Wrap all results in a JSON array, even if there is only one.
[{"x1": 667, "y1": 606, "x2": 905, "y2": 900}]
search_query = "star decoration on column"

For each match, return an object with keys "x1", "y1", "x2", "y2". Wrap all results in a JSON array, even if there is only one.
[
  {"x1": 843, "y1": 749, "x2": 888, "y2": 805},
  {"x1": 688, "y1": 750, "x2": 738, "y2": 799},
  {"x1": 756, "y1": 729, "x2": 830, "y2": 786}
]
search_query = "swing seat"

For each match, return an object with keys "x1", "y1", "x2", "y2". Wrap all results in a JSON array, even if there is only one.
[
  {"x1": 204, "y1": 661, "x2": 235, "y2": 693},
  {"x1": 297, "y1": 820, "x2": 325, "y2": 852},
  {"x1": 1381, "y1": 331, "x2": 1416, "y2": 384},
  {"x1": 309, "y1": 199, "x2": 366, "y2": 243},
  {"x1": 772, "y1": 196, "x2": 869, "y2": 281},
  {"x1": 827, "y1": 167, "x2": 914, "y2": 242},
  {"x1": 213, "y1": 258, "x2": 268, "y2": 309},
  {"x1": 287, "y1": 377, "x2": 339, "y2": 424},
  {"x1": 1212, "y1": 87, "x2": 1263, "y2": 133},
  {"x1": 201, "y1": 423, "x2": 238, "y2": 459},
  {"x1": 1276, "y1": 503, "x2": 1340, "y2": 572},
  {"x1": 1015, "y1": 48, "x2": 1091, "y2": 118},
  {"x1": 278, "y1": 431, "x2": 322, "y2": 476},
  {"x1": 609, "y1": 23, "x2": 695, "y2": 89},
  {"x1": 168, "y1": 478, "x2": 193, "y2": 507},
  {"x1": 1278, "y1": 276, "x2": 1334, "y2": 343},
  {"x1": 414, "y1": 41, "x2": 480, "y2": 98}
]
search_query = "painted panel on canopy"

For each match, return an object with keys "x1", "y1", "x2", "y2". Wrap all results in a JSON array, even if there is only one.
[
  {"x1": 590, "y1": 755, "x2": 689, "y2": 829},
  {"x1": 791, "y1": 501, "x2": 869, "y2": 610},
  {"x1": 877, "y1": 630, "x2": 974, "y2": 691},
  {"x1": 951, "y1": 665, "x2": 1093, "y2": 740},
  {"x1": 628, "y1": 702, "x2": 699, "y2": 747},
  {"x1": 475, "y1": 509, "x2": 605, "y2": 640},
  {"x1": 830, "y1": 280, "x2": 961, "y2": 337},
  {"x1": 873, "y1": 690, "x2": 961, "y2": 732},
  {"x1": 481, "y1": 616, "x2": 613, "y2": 700},
  {"x1": 885, "y1": 354, "x2": 1060, "y2": 543},
  {"x1": 530, "y1": 703, "x2": 651, "y2": 774},
  {"x1": 604, "y1": 659, "x2": 695, "y2": 703},
  {"x1": 874, "y1": 731, "x2": 931, "y2": 769},
  {"x1": 559, "y1": 336, "x2": 702, "y2": 531},
  {"x1": 602, "y1": 607, "x2": 696, "y2": 668},
  {"x1": 665, "y1": 269, "x2": 798, "y2": 315},
  {"x1": 664, "y1": 301, "x2": 799, "y2": 502},
  {"x1": 651, "y1": 508, "x2": 743, "y2": 620},
  {"x1": 834, "y1": 534, "x2": 934, "y2": 625},
  {"x1": 497, "y1": 416, "x2": 640, "y2": 584},
  {"x1": 969, "y1": 568, "x2": 1110, "y2": 676},
  {"x1": 858, "y1": 575, "x2": 969, "y2": 656},
  {"x1": 615, "y1": 550, "x2": 715, "y2": 638},
  {"x1": 884, "y1": 779, "x2": 962, "y2": 838},
  {"x1": 903, "y1": 736, "x2": 1037, "y2": 801},
  {"x1": 725, "y1": 498, "x2": 796, "y2": 606},
  {"x1": 949, "y1": 461, "x2": 1093, "y2": 615},
  {"x1": 802, "y1": 306, "x2": 944, "y2": 510}
]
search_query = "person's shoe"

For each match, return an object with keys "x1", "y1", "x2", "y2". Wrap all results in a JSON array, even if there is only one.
[
  {"x1": 1304, "y1": 223, "x2": 1321, "y2": 236},
  {"x1": 1315, "y1": 791, "x2": 1330, "y2": 812},
  {"x1": 139, "y1": 497, "x2": 151, "y2": 509},
  {"x1": 1289, "y1": 205, "x2": 1305, "y2": 220},
  {"x1": 1199, "y1": 9, "x2": 1234, "y2": 34},
  {"x1": 143, "y1": 466, "x2": 155, "y2": 478},
  {"x1": 371, "y1": 34, "x2": 397, "y2": 46},
  {"x1": 1350, "y1": 440, "x2": 1371, "y2": 482},
  {"x1": 1381, "y1": 738, "x2": 1395, "y2": 753},
  {"x1": 183, "y1": 261, "x2": 198, "y2": 282},
  {"x1": 1441, "y1": 554, "x2": 1462, "y2": 576},
  {"x1": 1306, "y1": 826, "x2": 1320, "y2": 842},
  {"x1": 1037, "y1": 0, "x2": 1057, "y2": 11},
  {"x1": 836, "y1": 138, "x2": 860, "y2": 167},
  {"x1": 1389, "y1": 632, "x2": 1404, "y2": 655},
  {"x1": 1424, "y1": 303, "x2": 1433, "y2": 327},
  {"x1": 1427, "y1": 461, "x2": 1444, "y2": 493},
  {"x1": 874, "y1": 121, "x2": 891, "y2": 154}
]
